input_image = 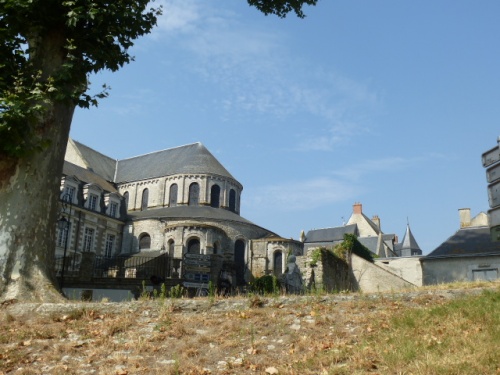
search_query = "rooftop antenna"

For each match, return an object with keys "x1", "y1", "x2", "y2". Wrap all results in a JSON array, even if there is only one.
[{"x1": 341, "y1": 216, "x2": 345, "y2": 226}]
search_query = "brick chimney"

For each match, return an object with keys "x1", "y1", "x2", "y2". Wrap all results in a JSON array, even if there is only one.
[
  {"x1": 353, "y1": 202, "x2": 362, "y2": 215},
  {"x1": 372, "y1": 215, "x2": 381, "y2": 230},
  {"x1": 459, "y1": 208, "x2": 471, "y2": 228}
]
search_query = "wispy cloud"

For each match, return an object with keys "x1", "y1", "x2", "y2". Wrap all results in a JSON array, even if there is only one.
[
  {"x1": 150, "y1": 0, "x2": 380, "y2": 148},
  {"x1": 243, "y1": 153, "x2": 448, "y2": 213},
  {"x1": 244, "y1": 177, "x2": 363, "y2": 211},
  {"x1": 331, "y1": 153, "x2": 450, "y2": 181},
  {"x1": 153, "y1": 0, "x2": 202, "y2": 34}
]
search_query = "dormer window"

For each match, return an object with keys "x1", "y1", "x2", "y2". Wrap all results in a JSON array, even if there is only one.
[
  {"x1": 105, "y1": 193, "x2": 121, "y2": 218},
  {"x1": 65, "y1": 186, "x2": 76, "y2": 203},
  {"x1": 83, "y1": 184, "x2": 103, "y2": 212},
  {"x1": 88, "y1": 194, "x2": 98, "y2": 211},
  {"x1": 60, "y1": 176, "x2": 80, "y2": 205},
  {"x1": 109, "y1": 202, "x2": 118, "y2": 218}
]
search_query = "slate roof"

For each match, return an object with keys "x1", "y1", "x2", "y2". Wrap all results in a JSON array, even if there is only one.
[
  {"x1": 427, "y1": 226, "x2": 500, "y2": 257},
  {"x1": 304, "y1": 224, "x2": 358, "y2": 243},
  {"x1": 400, "y1": 224, "x2": 422, "y2": 252},
  {"x1": 63, "y1": 161, "x2": 118, "y2": 193},
  {"x1": 358, "y1": 236, "x2": 380, "y2": 252},
  {"x1": 71, "y1": 140, "x2": 117, "y2": 181},
  {"x1": 127, "y1": 206, "x2": 276, "y2": 237},
  {"x1": 115, "y1": 143, "x2": 236, "y2": 183}
]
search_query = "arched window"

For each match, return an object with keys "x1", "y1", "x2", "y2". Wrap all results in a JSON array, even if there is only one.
[
  {"x1": 168, "y1": 239, "x2": 175, "y2": 256},
  {"x1": 273, "y1": 251, "x2": 283, "y2": 276},
  {"x1": 234, "y1": 239, "x2": 245, "y2": 285},
  {"x1": 210, "y1": 184, "x2": 221, "y2": 208},
  {"x1": 187, "y1": 238, "x2": 200, "y2": 254},
  {"x1": 139, "y1": 233, "x2": 151, "y2": 250},
  {"x1": 213, "y1": 242, "x2": 218, "y2": 255},
  {"x1": 141, "y1": 188, "x2": 149, "y2": 211},
  {"x1": 188, "y1": 183, "x2": 199, "y2": 206},
  {"x1": 229, "y1": 189, "x2": 236, "y2": 212},
  {"x1": 169, "y1": 184, "x2": 178, "y2": 207},
  {"x1": 123, "y1": 191, "x2": 129, "y2": 211}
]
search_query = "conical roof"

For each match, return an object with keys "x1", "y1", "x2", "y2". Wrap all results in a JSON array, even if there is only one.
[
  {"x1": 400, "y1": 223, "x2": 422, "y2": 253},
  {"x1": 114, "y1": 142, "x2": 237, "y2": 183}
]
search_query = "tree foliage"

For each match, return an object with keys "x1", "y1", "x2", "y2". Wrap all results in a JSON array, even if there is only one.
[
  {"x1": 247, "y1": 0, "x2": 318, "y2": 18},
  {"x1": 0, "y1": 0, "x2": 161, "y2": 157}
]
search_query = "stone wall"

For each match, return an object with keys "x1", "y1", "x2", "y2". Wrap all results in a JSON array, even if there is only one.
[
  {"x1": 118, "y1": 174, "x2": 243, "y2": 213},
  {"x1": 374, "y1": 257, "x2": 423, "y2": 286},
  {"x1": 350, "y1": 254, "x2": 416, "y2": 292},
  {"x1": 301, "y1": 247, "x2": 355, "y2": 292},
  {"x1": 421, "y1": 255, "x2": 500, "y2": 284},
  {"x1": 299, "y1": 247, "x2": 417, "y2": 293}
]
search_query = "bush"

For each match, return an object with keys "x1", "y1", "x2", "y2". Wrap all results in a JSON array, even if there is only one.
[
  {"x1": 250, "y1": 275, "x2": 280, "y2": 295},
  {"x1": 334, "y1": 233, "x2": 374, "y2": 263}
]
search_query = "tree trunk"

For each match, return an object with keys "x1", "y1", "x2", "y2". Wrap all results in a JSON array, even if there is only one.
[
  {"x1": 0, "y1": 102, "x2": 75, "y2": 302},
  {"x1": 0, "y1": 30, "x2": 76, "y2": 302}
]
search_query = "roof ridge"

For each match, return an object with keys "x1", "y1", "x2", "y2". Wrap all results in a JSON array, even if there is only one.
[
  {"x1": 117, "y1": 142, "x2": 203, "y2": 162},
  {"x1": 72, "y1": 138, "x2": 117, "y2": 162}
]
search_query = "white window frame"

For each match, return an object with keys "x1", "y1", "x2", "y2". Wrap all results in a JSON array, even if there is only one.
[
  {"x1": 83, "y1": 184, "x2": 103, "y2": 212},
  {"x1": 105, "y1": 234, "x2": 115, "y2": 257},
  {"x1": 88, "y1": 194, "x2": 98, "y2": 211},
  {"x1": 105, "y1": 193, "x2": 121, "y2": 218},
  {"x1": 60, "y1": 176, "x2": 80, "y2": 205},
  {"x1": 65, "y1": 186, "x2": 76, "y2": 204},
  {"x1": 83, "y1": 227, "x2": 95, "y2": 252},
  {"x1": 57, "y1": 223, "x2": 70, "y2": 248},
  {"x1": 109, "y1": 202, "x2": 118, "y2": 218}
]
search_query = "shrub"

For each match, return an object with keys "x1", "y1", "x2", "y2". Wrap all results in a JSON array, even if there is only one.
[{"x1": 250, "y1": 275, "x2": 280, "y2": 295}]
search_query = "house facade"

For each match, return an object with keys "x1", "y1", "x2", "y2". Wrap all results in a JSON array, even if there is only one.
[
  {"x1": 303, "y1": 202, "x2": 422, "y2": 258},
  {"x1": 421, "y1": 208, "x2": 500, "y2": 284}
]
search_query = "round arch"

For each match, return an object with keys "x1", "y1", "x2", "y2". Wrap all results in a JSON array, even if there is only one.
[
  {"x1": 234, "y1": 239, "x2": 246, "y2": 285},
  {"x1": 187, "y1": 237, "x2": 201, "y2": 254},
  {"x1": 138, "y1": 233, "x2": 151, "y2": 250}
]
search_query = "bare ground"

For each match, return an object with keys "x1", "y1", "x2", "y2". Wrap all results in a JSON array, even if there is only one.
[{"x1": 0, "y1": 284, "x2": 498, "y2": 375}]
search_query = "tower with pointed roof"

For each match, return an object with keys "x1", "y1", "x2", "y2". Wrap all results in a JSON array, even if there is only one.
[{"x1": 396, "y1": 222, "x2": 423, "y2": 256}]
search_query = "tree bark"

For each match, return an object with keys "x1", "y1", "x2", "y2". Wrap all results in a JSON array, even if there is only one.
[
  {"x1": 0, "y1": 30, "x2": 77, "y2": 302},
  {"x1": 0, "y1": 102, "x2": 75, "y2": 302}
]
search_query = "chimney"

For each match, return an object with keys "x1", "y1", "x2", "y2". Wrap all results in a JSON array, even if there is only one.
[
  {"x1": 353, "y1": 202, "x2": 362, "y2": 215},
  {"x1": 459, "y1": 208, "x2": 471, "y2": 228},
  {"x1": 372, "y1": 215, "x2": 381, "y2": 230}
]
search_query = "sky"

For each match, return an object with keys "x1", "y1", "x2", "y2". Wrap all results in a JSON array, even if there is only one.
[{"x1": 70, "y1": 0, "x2": 500, "y2": 254}]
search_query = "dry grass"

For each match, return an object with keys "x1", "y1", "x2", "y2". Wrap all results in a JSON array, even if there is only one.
[{"x1": 1, "y1": 281, "x2": 499, "y2": 374}]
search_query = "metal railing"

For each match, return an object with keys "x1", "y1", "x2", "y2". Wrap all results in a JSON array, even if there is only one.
[{"x1": 55, "y1": 254, "x2": 182, "y2": 281}]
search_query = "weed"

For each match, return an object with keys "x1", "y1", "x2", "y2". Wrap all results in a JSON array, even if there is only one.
[
  {"x1": 208, "y1": 280, "x2": 216, "y2": 303},
  {"x1": 169, "y1": 284, "x2": 185, "y2": 299}
]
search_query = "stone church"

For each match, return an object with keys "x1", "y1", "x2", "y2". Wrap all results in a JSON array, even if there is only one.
[{"x1": 56, "y1": 139, "x2": 302, "y2": 289}]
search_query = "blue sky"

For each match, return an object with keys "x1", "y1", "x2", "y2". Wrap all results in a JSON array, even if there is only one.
[{"x1": 70, "y1": 0, "x2": 500, "y2": 254}]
